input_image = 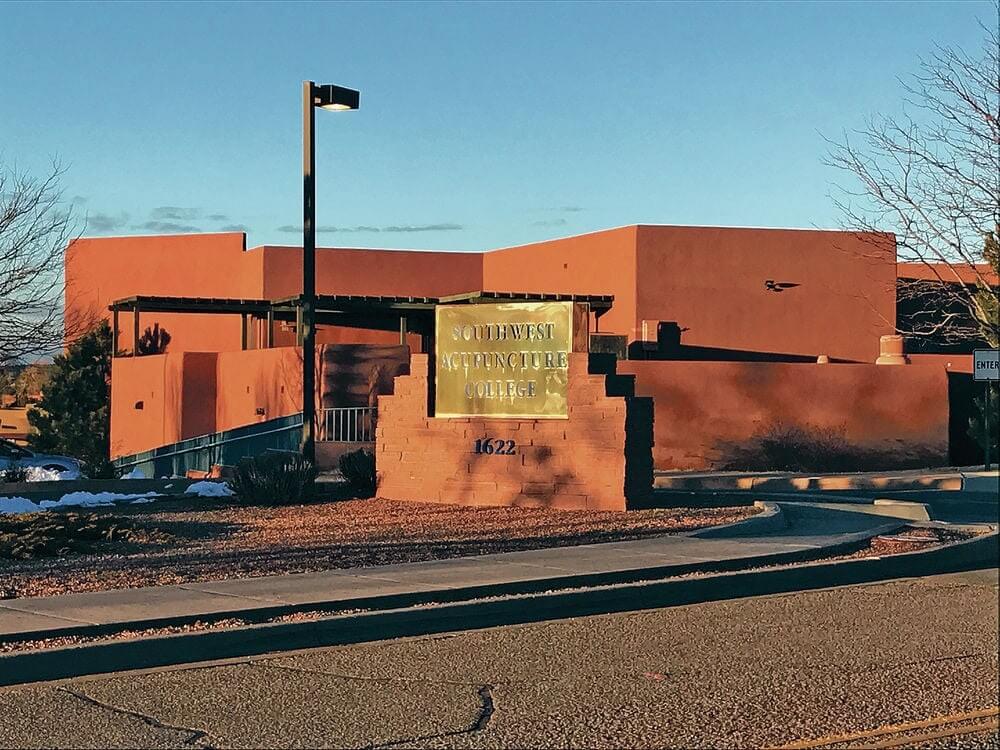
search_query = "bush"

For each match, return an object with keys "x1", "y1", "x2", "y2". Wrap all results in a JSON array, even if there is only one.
[
  {"x1": 85, "y1": 459, "x2": 120, "y2": 480},
  {"x1": 968, "y1": 384, "x2": 999, "y2": 460},
  {"x1": 717, "y1": 422, "x2": 944, "y2": 473},
  {"x1": 1, "y1": 466, "x2": 28, "y2": 484},
  {"x1": 231, "y1": 452, "x2": 317, "y2": 505},
  {"x1": 339, "y1": 449, "x2": 376, "y2": 497}
]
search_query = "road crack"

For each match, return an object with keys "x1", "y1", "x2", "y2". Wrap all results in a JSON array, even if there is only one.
[
  {"x1": 471, "y1": 684, "x2": 495, "y2": 732},
  {"x1": 58, "y1": 687, "x2": 214, "y2": 747},
  {"x1": 367, "y1": 684, "x2": 496, "y2": 749},
  {"x1": 248, "y1": 661, "x2": 497, "y2": 747}
]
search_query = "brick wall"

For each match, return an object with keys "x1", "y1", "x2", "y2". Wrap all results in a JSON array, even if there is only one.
[{"x1": 376, "y1": 353, "x2": 653, "y2": 511}]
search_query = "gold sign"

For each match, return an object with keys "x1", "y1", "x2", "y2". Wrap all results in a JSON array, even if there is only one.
[{"x1": 435, "y1": 302, "x2": 573, "y2": 419}]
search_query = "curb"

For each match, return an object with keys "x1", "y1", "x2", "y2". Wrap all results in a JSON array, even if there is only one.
[
  {"x1": 654, "y1": 473, "x2": 966, "y2": 493},
  {"x1": 963, "y1": 474, "x2": 1000, "y2": 494},
  {"x1": 1, "y1": 531, "x2": 995, "y2": 689},
  {"x1": 653, "y1": 489, "x2": 996, "y2": 524},
  {"x1": 687, "y1": 501, "x2": 788, "y2": 537},
  {"x1": 774, "y1": 499, "x2": 932, "y2": 522}
]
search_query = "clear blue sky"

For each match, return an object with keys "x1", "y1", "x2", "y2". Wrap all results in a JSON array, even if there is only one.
[{"x1": 1, "y1": 0, "x2": 994, "y2": 251}]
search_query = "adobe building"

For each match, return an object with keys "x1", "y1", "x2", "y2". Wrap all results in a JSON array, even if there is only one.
[{"x1": 64, "y1": 225, "x2": 992, "y2": 509}]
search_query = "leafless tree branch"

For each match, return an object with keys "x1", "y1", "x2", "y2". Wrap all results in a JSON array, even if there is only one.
[
  {"x1": 825, "y1": 13, "x2": 1000, "y2": 346},
  {"x1": 0, "y1": 160, "x2": 89, "y2": 366}
]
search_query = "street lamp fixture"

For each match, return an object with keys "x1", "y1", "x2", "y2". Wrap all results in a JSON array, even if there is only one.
[
  {"x1": 301, "y1": 80, "x2": 360, "y2": 467},
  {"x1": 314, "y1": 84, "x2": 360, "y2": 111}
]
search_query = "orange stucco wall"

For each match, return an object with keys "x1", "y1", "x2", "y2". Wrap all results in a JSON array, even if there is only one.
[
  {"x1": 111, "y1": 344, "x2": 412, "y2": 458},
  {"x1": 215, "y1": 347, "x2": 304, "y2": 434},
  {"x1": 483, "y1": 226, "x2": 639, "y2": 341},
  {"x1": 635, "y1": 226, "x2": 897, "y2": 363},
  {"x1": 67, "y1": 233, "x2": 259, "y2": 353},
  {"x1": 110, "y1": 349, "x2": 301, "y2": 458},
  {"x1": 906, "y1": 354, "x2": 974, "y2": 374},
  {"x1": 259, "y1": 246, "x2": 483, "y2": 350},
  {"x1": 259, "y1": 246, "x2": 483, "y2": 299},
  {"x1": 618, "y1": 360, "x2": 949, "y2": 471},
  {"x1": 110, "y1": 352, "x2": 219, "y2": 457}
]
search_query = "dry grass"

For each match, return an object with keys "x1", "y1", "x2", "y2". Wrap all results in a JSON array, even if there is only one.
[{"x1": 0, "y1": 496, "x2": 756, "y2": 598}]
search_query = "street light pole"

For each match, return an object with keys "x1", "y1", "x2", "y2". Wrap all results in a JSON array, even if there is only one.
[
  {"x1": 301, "y1": 81, "x2": 317, "y2": 466},
  {"x1": 300, "y1": 81, "x2": 360, "y2": 466}
]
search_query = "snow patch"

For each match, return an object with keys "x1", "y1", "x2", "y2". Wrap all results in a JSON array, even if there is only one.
[
  {"x1": 38, "y1": 491, "x2": 159, "y2": 510},
  {"x1": 121, "y1": 467, "x2": 146, "y2": 480},
  {"x1": 0, "y1": 496, "x2": 43, "y2": 514},
  {"x1": 185, "y1": 481, "x2": 235, "y2": 498},
  {"x1": 2, "y1": 487, "x2": 165, "y2": 515},
  {"x1": 25, "y1": 466, "x2": 81, "y2": 482}
]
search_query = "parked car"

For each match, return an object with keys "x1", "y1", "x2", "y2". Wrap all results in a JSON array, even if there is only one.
[{"x1": 0, "y1": 438, "x2": 82, "y2": 478}]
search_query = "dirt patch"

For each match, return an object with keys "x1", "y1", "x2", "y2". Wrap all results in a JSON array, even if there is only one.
[
  {"x1": 0, "y1": 496, "x2": 756, "y2": 598},
  {"x1": 828, "y1": 526, "x2": 978, "y2": 560},
  {"x1": 0, "y1": 513, "x2": 172, "y2": 561}
]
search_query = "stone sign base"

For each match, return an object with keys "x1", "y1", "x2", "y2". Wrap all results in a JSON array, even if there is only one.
[{"x1": 376, "y1": 354, "x2": 652, "y2": 511}]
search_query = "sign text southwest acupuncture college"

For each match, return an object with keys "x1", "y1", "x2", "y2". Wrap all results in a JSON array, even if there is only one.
[{"x1": 435, "y1": 301, "x2": 573, "y2": 418}]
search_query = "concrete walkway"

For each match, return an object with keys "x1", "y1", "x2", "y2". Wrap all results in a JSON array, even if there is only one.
[{"x1": 0, "y1": 503, "x2": 902, "y2": 640}]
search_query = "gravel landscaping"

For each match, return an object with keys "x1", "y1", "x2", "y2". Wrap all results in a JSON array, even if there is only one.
[{"x1": 0, "y1": 496, "x2": 756, "y2": 599}]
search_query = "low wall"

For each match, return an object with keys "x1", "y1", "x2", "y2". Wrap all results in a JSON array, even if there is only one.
[
  {"x1": 618, "y1": 361, "x2": 950, "y2": 471},
  {"x1": 215, "y1": 348, "x2": 302, "y2": 433},
  {"x1": 906, "y1": 354, "x2": 973, "y2": 374},
  {"x1": 111, "y1": 345, "x2": 412, "y2": 460},
  {"x1": 376, "y1": 354, "x2": 653, "y2": 511},
  {"x1": 111, "y1": 353, "x2": 217, "y2": 458}
]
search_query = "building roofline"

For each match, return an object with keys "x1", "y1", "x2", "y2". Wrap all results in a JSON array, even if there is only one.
[
  {"x1": 72, "y1": 231, "x2": 246, "y2": 242},
  {"x1": 73, "y1": 224, "x2": 895, "y2": 255},
  {"x1": 482, "y1": 223, "x2": 894, "y2": 254}
]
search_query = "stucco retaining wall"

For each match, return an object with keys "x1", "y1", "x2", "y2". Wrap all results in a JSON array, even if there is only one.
[{"x1": 619, "y1": 361, "x2": 950, "y2": 471}]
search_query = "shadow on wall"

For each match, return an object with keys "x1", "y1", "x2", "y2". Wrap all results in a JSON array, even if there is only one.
[
  {"x1": 320, "y1": 345, "x2": 410, "y2": 408},
  {"x1": 625, "y1": 322, "x2": 856, "y2": 363},
  {"x1": 948, "y1": 371, "x2": 989, "y2": 466},
  {"x1": 714, "y1": 421, "x2": 947, "y2": 473}
]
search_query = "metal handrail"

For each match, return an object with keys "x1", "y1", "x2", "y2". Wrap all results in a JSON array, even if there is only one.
[
  {"x1": 114, "y1": 414, "x2": 304, "y2": 470},
  {"x1": 319, "y1": 406, "x2": 376, "y2": 442}
]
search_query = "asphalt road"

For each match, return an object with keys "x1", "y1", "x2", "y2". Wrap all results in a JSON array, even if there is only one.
[{"x1": 1, "y1": 570, "x2": 997, "y2": 749}]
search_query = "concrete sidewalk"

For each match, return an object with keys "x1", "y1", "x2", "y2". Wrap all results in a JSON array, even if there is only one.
[
  {"x1": 654, "y1": 467, "x2": 999, "y2": 493},
  {"x1": 0, "y1": 503, "x2": 902, "y2": 640}
]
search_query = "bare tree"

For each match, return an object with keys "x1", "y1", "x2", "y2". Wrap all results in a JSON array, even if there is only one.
[
  {"x1": 826, "y1": 16, "x2": 999, "y2": 347},
  {"x1": 0, "y1": 161, "x2": 82, "y2": 367}
]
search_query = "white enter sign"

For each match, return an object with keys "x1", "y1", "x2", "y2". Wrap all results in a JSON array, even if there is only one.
[{"x1": 973, "y1": 349, "x2": 999, "y2": 381}]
